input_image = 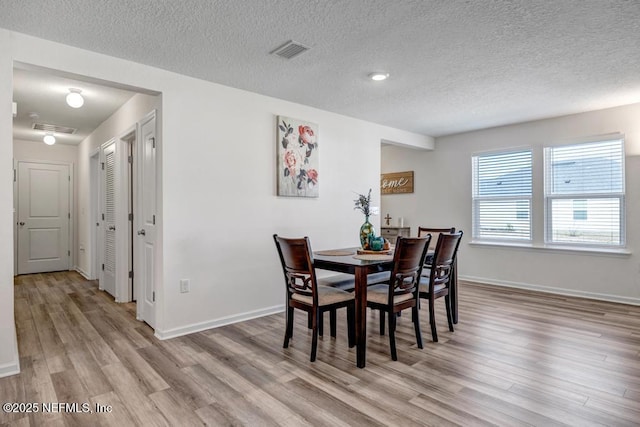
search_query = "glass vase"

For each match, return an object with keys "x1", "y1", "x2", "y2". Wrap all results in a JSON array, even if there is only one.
[{"x1": 359, "y1": 216, "x2": 376, "y2": 249}]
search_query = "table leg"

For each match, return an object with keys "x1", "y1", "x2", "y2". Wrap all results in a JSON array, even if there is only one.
[{"x1": 354, "y1": 267, "x2": 367, "y2": 368}]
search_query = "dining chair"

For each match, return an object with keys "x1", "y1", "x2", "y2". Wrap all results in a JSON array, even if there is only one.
[
  {"x1": 418, "y1": 231, "x2": 463, "y2": 342},
  {"x1": 365, "y1": 235, "x2": 431, "y2": 361},
  {"x1": 273, "y1": 234, "x2": 355, "y2": 362},
  {"x1": 417, "y1": 227, "x2": 455, "y2": 270}
]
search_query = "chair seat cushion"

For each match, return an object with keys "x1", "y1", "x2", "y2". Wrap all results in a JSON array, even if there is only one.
[
  {"x1": 317, "y1": 273, "x2": 355, "y2": 291},
  {"x1": 418, "y1": 276, "x2": 447, "y2": 294},
  {"x1": 318, "y1": 271, "x2": 392, "y2": 291},
  {"x1": 424, "y1": 253, "x2": 434, "y2": 266},
  {"x1": 292, "y1": 285, "x2": 354, "y2": 306},
  {"x1": 366, "y1": 271, "x2": 391, "y2": 285},
  {"x1": 367, "y1": 284, "x2": 414, "y2": 305}
]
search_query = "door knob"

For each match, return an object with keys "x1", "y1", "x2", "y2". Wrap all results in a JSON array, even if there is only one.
[
  {"x1": 137, "y1": 229, "x2": 146, "y2": 236},
  {"x1": 108, "y1": 225, "x2": 116, "y2": 231},
  {"x1": 19, "y1": 222, "x2": 25, "y2": 226}
]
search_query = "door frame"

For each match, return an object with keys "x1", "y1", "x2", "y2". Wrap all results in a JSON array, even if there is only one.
[
  {"x1": 92, "y1": 126, "x2": 139, "y2": 303},
  {"x1": 89, "y1": 148, "x2": 101, "y2": 282},
  {"x1": 116, "y1": 125, "x2": 136, "y2": 303},
  {"x1": 99, "y1": 139, "x2": 116, "y2": 297},
  {"x1": 13, "y1": 159, "x2": 74, "y2": 275},
  {"x1": 91, "y1": 112, "x2": 158, "y2": 319},
  {"x1": 135, "y1": 109, "x2": 158, "y2": 326}
]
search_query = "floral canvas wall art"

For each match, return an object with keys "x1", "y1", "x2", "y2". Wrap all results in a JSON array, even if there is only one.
[{"x1": 277, "y1": 116, "x2": 319, "y2": 197}]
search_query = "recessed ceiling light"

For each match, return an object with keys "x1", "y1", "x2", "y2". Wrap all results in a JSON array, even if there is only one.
[
  {"x1": 66, "y1": 88, "x2": 84, "y2": 108},
  {"x1": 43, "y1": 133, "x2": 56, "y2": 145},
  {"x1": 369, "y1": 72, "x2": 389, "y2": 81}
]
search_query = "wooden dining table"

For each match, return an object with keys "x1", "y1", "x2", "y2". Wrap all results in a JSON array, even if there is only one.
[
  {"x1": 314, "y1": 248, "x2": 458, "y2": 368},
  {"x1": 314, "y1": 249, "x2": 391, "y2": 368}
]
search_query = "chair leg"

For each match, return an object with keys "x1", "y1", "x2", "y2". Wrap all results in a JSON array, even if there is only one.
[
  {"x1": 347, "y1": 304, "x2": 355, "y2": 348},
  {"x1": 429, "y1": 297, "x2": 438, "y2": 342},
  {"x1": 330, "y1": 309, "x2": 337, "y2": 338},
  {"x1": 318, "y1": 312, "x2": 324, "y2": 337},
  {"x1": 308, "y1": 312, "x2": 312, "y2": 329},
  {"x1": 284, "y1": 306, "x2": 294, "y2": 348},
  {"x1": 412, "y1": 306, "x2": 423, "y2": 349},
  {"x1": 445, "y1": 295, "x2": 454, "y2": 332},
  {"x1": 389, "y1": 310, "x2": 398, "y2": 361},
  {"x1": 380, "y1": 310, "x2": 386, "y2": 336},
  {"x1": 310, "y1": 308, "x2": 319, "y2": 362}
]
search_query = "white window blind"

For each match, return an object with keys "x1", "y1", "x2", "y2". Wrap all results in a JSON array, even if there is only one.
[
  {"x1": 472, "y1": 150, "x2": 532, "y2": 241},
  {"x1": 544, "y1": 138, "x2": 625, "y2": 246}
]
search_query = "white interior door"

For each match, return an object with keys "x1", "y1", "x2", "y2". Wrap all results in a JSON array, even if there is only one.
[
  {"x1": 102, "y1": 141, "x2": 117, "y2": 297},
  {"x1": 17, "y1": 162, "x2": 70, "y2": 274},
  {"x1": 136, "y1": 111, "x2": 157, "y2": 327}
]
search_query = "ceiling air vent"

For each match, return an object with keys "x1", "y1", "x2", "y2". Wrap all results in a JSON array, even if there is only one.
[
  {"x1": 271, "y1": 40, "x2": 310, "y2": 59},
  {"x1": 32, "y1": 123, "x2": 77, "y2": 135}
]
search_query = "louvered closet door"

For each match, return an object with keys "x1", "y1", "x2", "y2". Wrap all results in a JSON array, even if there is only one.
[{"x1": 102, "y1": 141, "x2": 117, "y2": 297}]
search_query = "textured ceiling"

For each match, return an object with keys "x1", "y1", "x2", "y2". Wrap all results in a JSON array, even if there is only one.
[
  {"x1": 2, "y1": 0, "x2": 640, "y2": 137},
  {"x1": 13, "y1": 68, "x2": 136, "y2": 145}
]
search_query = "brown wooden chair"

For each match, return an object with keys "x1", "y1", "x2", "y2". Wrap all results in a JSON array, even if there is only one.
[
  {"x1": 273, "y1": 234, "x2": 355, "y2": 362},
  {"x1": 418, "y1": 231, "x2": 463, "y2": 342},
  {"x1": 417, "y1": 227, "x2": 455, "y2": 271},
  {"x1": 365, "y1": 236, "x2": 431, "y2": 361}
]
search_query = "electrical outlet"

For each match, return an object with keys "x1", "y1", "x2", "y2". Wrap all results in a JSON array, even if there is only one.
[{"x1": 180, "y1": 279, "x2": 190, "y2": 293}]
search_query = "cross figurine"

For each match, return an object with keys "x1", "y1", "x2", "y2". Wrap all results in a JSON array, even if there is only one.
[{"x1": 384, "y1": 213, "x2": 392, "y2": 226}]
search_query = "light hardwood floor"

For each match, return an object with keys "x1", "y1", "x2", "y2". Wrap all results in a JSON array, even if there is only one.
[{"x1": 1, "y1": 271, "x2": 639, "y2": 426}]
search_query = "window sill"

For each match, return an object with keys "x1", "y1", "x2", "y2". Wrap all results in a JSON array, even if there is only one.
[{"x1": 469, "y1": 241, "x2": 631, "y2": 257}]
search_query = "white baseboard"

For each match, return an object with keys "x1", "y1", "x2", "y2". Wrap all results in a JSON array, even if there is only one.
[
  {"x1": 74, "y1": 266, "x2": 91, "y2": 280},
  {"x1": 0, "y1": 360, "x2": 20, "y2": 378},
  {"x1": 460, "y1": 275, "x2": 640, "y2": 306},
  {"x1": 154, "y1": 304, "x2": 285, "y2": 340}
]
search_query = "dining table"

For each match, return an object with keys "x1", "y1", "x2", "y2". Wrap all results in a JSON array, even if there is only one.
[
  {"x1": 314, "y1": 248, "x2": 458, "y2": 368},
  {"x1": 314, "y1": 249, "x2": 392, "y2": 368}
]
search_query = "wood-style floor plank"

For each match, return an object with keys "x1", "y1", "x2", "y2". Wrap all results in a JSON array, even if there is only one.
[{"x1": 1, "y1": 272, "x2": 640, "y2": 426}]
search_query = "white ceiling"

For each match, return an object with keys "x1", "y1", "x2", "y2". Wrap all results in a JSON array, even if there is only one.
[
  {"x1": 3, "y1": 0, "x2": 640, "y2": 137},
  {"x1": 13, "y1": 68, "x2": 137, "y2": 145}
]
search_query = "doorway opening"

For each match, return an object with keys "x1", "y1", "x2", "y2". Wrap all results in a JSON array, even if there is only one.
[{"x1": 12, "y1": 63, "x2": 161, "y2": 329}]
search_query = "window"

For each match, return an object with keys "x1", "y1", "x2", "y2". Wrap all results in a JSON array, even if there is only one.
[
  {"x1": 472, "y1": 150, "x2": 532, "y2": 241},
  {"x1": 572, "y1": 199, "x2": 587, "y2": 221},
  {"x1": 545, "y1": 138, "x2": 624, "y2": 246},
  {"x1": 516, "y1": 200, "x2": 530, "y2": 220}
]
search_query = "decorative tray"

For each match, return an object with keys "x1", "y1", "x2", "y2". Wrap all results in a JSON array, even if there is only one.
[{"x1": 357, "y1": 248, "x2": 392, "y2": 255}]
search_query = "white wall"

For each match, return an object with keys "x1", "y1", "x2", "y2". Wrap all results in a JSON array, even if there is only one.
[
  {"x1": 381, "y1": 145, "x2": 440, "y2": 233},
  {"x1": 76, "y1": 93, "x2": 159, "y2": 277},
  {"x1": 0, "y1": 28, "x2": 432, "y2": 371},
  {"x1": 0, "y1": 30, "x2": 18, "y2": 377},
  {"x1": 13, "y1": 139, "x2": 78, "y2": 163},
  {"x1": 382, "y1": 103, "x2": 640, "y2": 304}
]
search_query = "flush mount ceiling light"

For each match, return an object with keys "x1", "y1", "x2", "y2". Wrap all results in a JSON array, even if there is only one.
[
  {"x1": 66, "y1": 88, "x2": 84, "y2": 108},
  {"x1": 43, "y1": 133, "x2": 56, "y2": 145},
  {"x1": 369, "y1": 72, "x2": 389, "y2": 81}
]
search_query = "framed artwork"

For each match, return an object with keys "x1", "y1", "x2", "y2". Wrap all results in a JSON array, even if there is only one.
[
  {"x1": 381, "y1": 171, "x2": 414, "y2": 194},
  {"x1": 277, "y1": 116, "x2": 319, "y2": 197}
]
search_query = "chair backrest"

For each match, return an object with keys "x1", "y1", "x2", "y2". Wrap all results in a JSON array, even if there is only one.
[
  {"x1": 387, "y1": 236, "x2": 431, "y2": 304},
  {"x1": 273, "y1": 234, "x2": 318, "y2": 305},
  {"x1": 428, "y1": 231, "x2": 463, "y2": 291},
  {"x1": 418, "y1": 227, "x2": 455, "y2": 251}
]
